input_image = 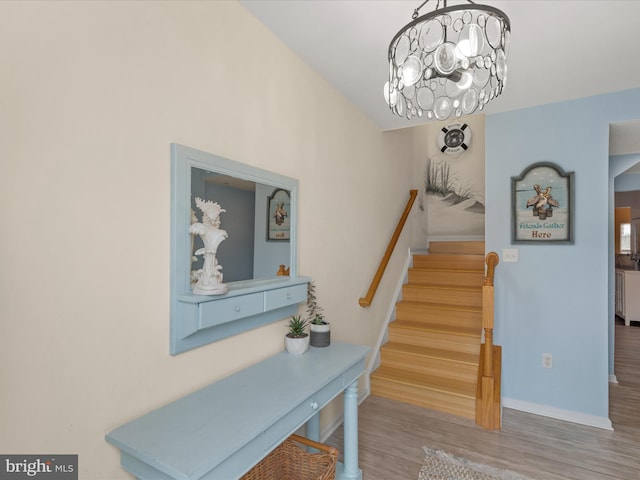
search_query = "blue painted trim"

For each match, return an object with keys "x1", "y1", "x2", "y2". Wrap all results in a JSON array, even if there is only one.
[{"x1": 170, "y1": 144, "x2": 306, "y2": 354}]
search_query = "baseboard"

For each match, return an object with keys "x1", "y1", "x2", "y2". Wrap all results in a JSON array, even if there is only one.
[{"x1": 502, "y1": 397, "x2": 613, "y2": 431}]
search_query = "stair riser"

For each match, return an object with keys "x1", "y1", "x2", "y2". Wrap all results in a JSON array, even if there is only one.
[
  {"x1": 395, "y1": 303, "x2": 481, "y2": 328},
  {"x1": 381, "y1": 351, "x2": 478, "y2": 383},
  {"x1": 388, "y1": 328, "x2": 480, "y2": 354},
  {"x1": 428, "y1": 241, "x2": 485, "y2": 256},
  {"x1": 402, "y1": 287, "x2": 482, "y2": 307},
  {"x1": 413, "y1": 254, "x2": 484, "y2": 270},
  {"x1": 408, "y1": 269, "x2": 484, "y2": 288},
  {"x1": 371, "y1": 377, "x2": 475, "y2": 419}
]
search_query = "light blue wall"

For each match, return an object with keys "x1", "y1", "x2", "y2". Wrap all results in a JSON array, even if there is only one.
[
  {"x1": 253, "y1": 183, "x2": 290, "y2": 279},
  {"x1": 208, "y1": 183, "x2": 255, "y2": 283},
  {"x1": 486, "y1": 88, "x2": 640, "y2": 423},
  {"x1": 614, "y1": 166, "x2": 640, "y2": 194}
]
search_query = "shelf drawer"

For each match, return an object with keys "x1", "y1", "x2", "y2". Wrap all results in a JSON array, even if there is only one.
[
  {"x1": 199, "y1": 292, "x2": 264, "y2": 330},
  {"x1": 263, "y1": 374, "x2": 343, "y2": 449},
  {"x1": 264, "y1": 284, "x2": 307, "y2": 311}
]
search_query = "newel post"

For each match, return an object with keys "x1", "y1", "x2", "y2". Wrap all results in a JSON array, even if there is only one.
[
  {"x1": 481, "y1": 253, "x2": 497, "y2": 378},
  {"x1": 477, "y1": 252, "x2": 501, "y2": 430}
]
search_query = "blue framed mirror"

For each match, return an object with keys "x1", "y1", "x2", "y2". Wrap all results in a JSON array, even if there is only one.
[{"x1": 170, "y1": 144, "x2": 309, "y2": 355}]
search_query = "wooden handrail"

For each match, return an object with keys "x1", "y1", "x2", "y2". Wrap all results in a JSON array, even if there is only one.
[{"x1": 358, "y1": 189, "x2": 418, "y2": 307}]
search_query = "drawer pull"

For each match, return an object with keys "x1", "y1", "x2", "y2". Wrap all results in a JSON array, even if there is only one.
[
  {"x1": 234, "y1": 305, "x2": 241, "y2": 312},
  {"x1": 286, "y1": 293, "x2": 292, "y2": 300},
  {"x1": 310, "y1": 401, "x2": 318, "y2": 410}
]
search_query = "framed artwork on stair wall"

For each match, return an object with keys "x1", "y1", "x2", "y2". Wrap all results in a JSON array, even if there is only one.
[{"x1": 511, "y1": 162, "x2": 574, "y2": 244}]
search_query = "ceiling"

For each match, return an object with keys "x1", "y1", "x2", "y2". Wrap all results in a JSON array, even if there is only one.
[{"x1": 239, "y1": 0, "x2": 640, "y2": 141}]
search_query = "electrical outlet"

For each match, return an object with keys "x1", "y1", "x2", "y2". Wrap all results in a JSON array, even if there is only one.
[
  {"x1": 542, "y1": 353, "x2": 553, "y2": 368},
  {"x1": 502, "y1": 248, "x2": 518, "y2": 262}
]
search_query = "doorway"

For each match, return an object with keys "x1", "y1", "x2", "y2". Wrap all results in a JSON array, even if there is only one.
[{"x1": 609, "y1": 120, "x2": 640, "y2": 419}]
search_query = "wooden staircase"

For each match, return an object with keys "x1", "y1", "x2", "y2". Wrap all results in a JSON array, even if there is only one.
[{"x1": 370, "y1": 241, "x2": 485, "y2": 420}]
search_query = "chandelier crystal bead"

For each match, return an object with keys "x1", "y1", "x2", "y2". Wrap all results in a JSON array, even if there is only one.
[{"x1": 385, "y1": 0, "x2": 510, "y2": 121}]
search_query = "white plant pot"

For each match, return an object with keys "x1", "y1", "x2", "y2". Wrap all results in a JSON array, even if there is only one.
[{"x1": 285, "y1": 335, "x2": 310, "y2": 355}]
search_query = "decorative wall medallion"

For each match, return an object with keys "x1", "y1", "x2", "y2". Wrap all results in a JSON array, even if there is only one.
[{"x1": 437, "y1": 122, "x2": 471, "y2": 156}]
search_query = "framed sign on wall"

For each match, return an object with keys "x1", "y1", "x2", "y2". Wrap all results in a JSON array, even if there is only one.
[{"x1": 511, "y1": 162, "x2": 574, "y2": 244}]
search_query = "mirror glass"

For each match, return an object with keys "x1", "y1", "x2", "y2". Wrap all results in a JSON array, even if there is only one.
[
  {"x1": 170, "y1": 144, "x2": 302, "y2": 354},
  {"x1": 190, "y1": 168, "x2": 290, "y2": 283}
]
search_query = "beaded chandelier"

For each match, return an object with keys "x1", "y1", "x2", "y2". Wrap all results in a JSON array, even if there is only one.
[{"x1": 384, "y1": 0, "x2": 511, "y2": 121}]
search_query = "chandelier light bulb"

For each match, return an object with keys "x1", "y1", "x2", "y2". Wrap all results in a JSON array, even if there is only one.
[
  {"x1": 385, "y1": 0, "x2": 511, "y2": 121},
  {"x1": 456, "y1": 71, "x2": 473, "y2": 90}
]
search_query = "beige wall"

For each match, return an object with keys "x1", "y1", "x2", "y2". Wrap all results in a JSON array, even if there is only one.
[{"x1": 0, "y1": 1, "x2": 412, "y2": 478}]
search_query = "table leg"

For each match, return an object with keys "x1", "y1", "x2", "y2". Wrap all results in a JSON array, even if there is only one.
[
  {"x1": 340, "y1": 381, "x2": 362, "y2": 480},
  {"x1": 306, "y1": 411, "x2": 320, "y2": 443}
]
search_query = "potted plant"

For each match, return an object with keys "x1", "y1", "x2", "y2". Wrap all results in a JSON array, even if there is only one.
[
  {"x1": 307, "y1": 281, "x2": 330, "y2": 347},
  {"x1": 285, "y1": 315, "x2": 309, "y2": 355}
]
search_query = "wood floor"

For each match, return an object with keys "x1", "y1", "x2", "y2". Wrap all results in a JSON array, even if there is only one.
[{"x1": 326, "y1": 320, "x2": 640, "y2": 480}]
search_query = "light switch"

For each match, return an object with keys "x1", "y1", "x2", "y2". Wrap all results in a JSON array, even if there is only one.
[{"x1": 502, "y1": 248, "x2": 518, "y2": 263}]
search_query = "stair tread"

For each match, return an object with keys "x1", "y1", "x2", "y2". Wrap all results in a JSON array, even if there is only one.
[
  {"x1": 413, "y1": 254, "x2": 484, "y2": 263},
  {"x1": 396, "y1": 300, "x2": 481, "y2": 313},
  {"x1": 404, "y1": 284, "x2": 481, "y2": 292},
  {"x1": 409, "y1": 266, "x2": 484, "y2": 273},
  {"x1": 424, "y1": 255, "x2": 485, "y2": 260},
  {"x1": 371, "y1": 366, "x2": 476, "y2": 397},
  {"x1": 426, "y1": 254, "x2": 485, "y2": 258},
  {"x1": 381, "y1": 342, "x2": 479, "y2": 364},
  {"x1": 415, "y1": 253, "x2": 485, "y2": 258},
  {"x1": 427, "y1": 241, "x2": 485, "y2": 255},
  {"x1": 390, "y1": 320, "x2": 481, "y2": 337}
]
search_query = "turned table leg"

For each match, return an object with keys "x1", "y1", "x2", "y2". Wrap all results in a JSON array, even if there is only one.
[{"x1": 340, "y1": 381, "x2": 361, "y2": 480}]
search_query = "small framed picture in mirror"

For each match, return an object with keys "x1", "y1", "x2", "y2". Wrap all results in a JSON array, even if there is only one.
[{"x1": 267, "y1": 188, "x2": 291, "y2": 241}]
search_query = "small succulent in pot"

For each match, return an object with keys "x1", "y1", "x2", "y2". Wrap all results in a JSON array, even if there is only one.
[
  {"x1": 286, "y1": 315, "x2": 308, "y2": 338},
  {"x1": 285, "y1": 315, "x2": 309, "y2": 355}
]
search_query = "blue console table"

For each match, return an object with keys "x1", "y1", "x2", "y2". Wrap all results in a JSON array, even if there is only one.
[{"x1": 106, "y1": 341, "x2": 370, "y2": 480}]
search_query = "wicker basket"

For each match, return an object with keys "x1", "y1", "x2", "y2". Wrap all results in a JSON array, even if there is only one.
[{"x1": 240, "y1": 434, "x2": 338, "y2": 480}]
